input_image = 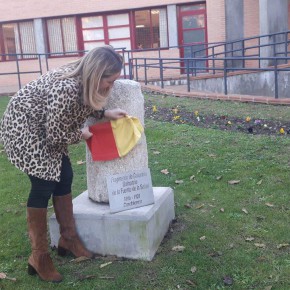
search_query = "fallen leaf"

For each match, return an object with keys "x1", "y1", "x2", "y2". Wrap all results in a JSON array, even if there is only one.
[
  {"x1": 0, "y1": 273, "x2": 16, "y2": 281},
  {"x1": 190, "y1": 266, "x2": 197, "y2": 273},
  {"x1": 245, "y1": 237, "x2": 255, "y2": 242},
  {"x1": 199, "y1": 236, "x2": 206, "y2": 241},
  {"x1": 99, "y1": 276, "x2": 115, "y2": 280},
  {"x1": 264, "y1": 286, "x2": 272, "y2": 290},
  {"x1": 195, "y1": 204, "x2": 204, "y2": 209},
  {"x1": 256, "y1": 256, "x2": 267, "y2": 262},
  {"x1": 254, "y1": 243, "x2": 266, "y2": 248},
  {"x1": 228, "y1": 180, "x2": 240, "y2": 185},
  {"x1": 186, "y1": 279, "x2": 197, "y2": 287},
  {"x1": 70, "y1": 256, "x2": 91, "y2": 263},
  {"x1": 256, "y1": 215, "x2": 266, "y2": 221},
  {"x1": 208, "y1": 154, "x2": 217, "y2": 158},
  {"x1": 190, "y1": 175, "x2": 195, "y2": 180},
  {"x1": 184, "y1": 203, "x2": 192, "y2": 208},
  {"x1": 216, "y1": 176, "x2": 223, "y2": 180},
  {"x1": 256, "y1": 179, "x2": 263, "y2": 185},
  {"x1": 223, "y1": 275, "x2": 233, "y2": 286},
  {"x1": 242, "y1": 208, "x2": 248, "y2": 214},
  {"x1": 172, "y1": 245, "x2": 185, "y2": 252},
  {"x1": 208, "y1": 251, "x2": 222, "y2": 257},
  {"x1": 100, "y1": 261, "x2": 112, "y2": 268},
  {"x1": 265, "y1": 202, "x2": 274, "y2": 207},
  {"x1": 160, "y1": 169, "x2": 169, "y2": 175},
  {"x1": 277, "y1": 243, "x2": 290, "y2": 249},
  {"x1": 197, "y1": 167, "x2": 206, "y2": 174},
  {"x1": 220, "y1": 208, "x2": 225, "y2": 212},
  {"x1": 153, "y1": 151, "x2": 160, "y2": 155},
  {"x1": 78, "y1": 274, "x2": 97, "y2": 281},
  {"x1": 77, "y1": 160, "x2": 85, "y2": 165},
  {"x1": 175, "y1": 180, "x2": 184, "y2": 184}
]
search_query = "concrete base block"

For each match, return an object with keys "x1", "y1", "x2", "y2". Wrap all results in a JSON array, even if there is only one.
[{"x1": 49, "y1": 187, "x2": 175, "y2": 261}]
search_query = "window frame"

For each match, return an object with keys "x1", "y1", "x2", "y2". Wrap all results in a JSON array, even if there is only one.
[
  {"x1": 132, "y1": 6, "x2": 169, "y2": 50},
  {"x1": 45, "y1": 16, "x2": 81, "y2": 58},
  {"x1": 0, "y1": 20, "x2": 37, "y2": 62},
  {"x1": 79, "y1": 12, "x2": 131, "y2": 51}
]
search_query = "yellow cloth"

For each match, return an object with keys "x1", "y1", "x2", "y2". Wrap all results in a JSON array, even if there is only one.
[{"x1": 111, "y1": 115, "x2": 144, "y2": 157}]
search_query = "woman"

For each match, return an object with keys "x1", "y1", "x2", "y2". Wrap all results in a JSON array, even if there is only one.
[{"x1": 0, "y1": 45, "x2": 127, "y2": 282}]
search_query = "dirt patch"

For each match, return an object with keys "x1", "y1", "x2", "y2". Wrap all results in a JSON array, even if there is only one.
[{"x1": 145, "y1": 102, "x2": 290, "y2": 137}]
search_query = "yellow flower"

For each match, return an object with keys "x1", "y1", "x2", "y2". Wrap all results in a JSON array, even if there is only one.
[
  {"x1": 279, "y1": 128, "x2": 285, "y2": 134},
  {"x1": 245, "y1": 116, "x2": 251, "y2": 122},
  {"x1": 152, "y1": 105, "x2": 157, "y2": 112},
  {"x1": 194, "y1": 110, "x2": 199, "y2": 116},
  {"x1": 173, "y1": 115, "x2": 181, "y2": 121}
]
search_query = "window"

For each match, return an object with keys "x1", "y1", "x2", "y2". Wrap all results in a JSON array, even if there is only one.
[
  {"x1": 81, "y1": 16, "x2": 105, "y2": 50},
  {"x1": 180, "y1": 4, "x2": 206, "y2": 11},
  {"x1": 80, "y1": 13, "x2": 131, "y2": 76},
  {"x1": 0, "y1": 21, "x2": 36, "y2": 61},
  {"x1": 81, "y1": 13, "x2": 131, "y2": 51},
  {"x1": 46, "y1": 17, "x2": 78, "y2": 56},
  {"x1": 134, "y1": 8, "x2": 168, "y2": 49}
]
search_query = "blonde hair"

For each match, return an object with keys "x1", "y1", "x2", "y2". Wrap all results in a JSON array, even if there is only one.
[{"x1": 62, "y1": 45, "x2": 123, "y2": 110}]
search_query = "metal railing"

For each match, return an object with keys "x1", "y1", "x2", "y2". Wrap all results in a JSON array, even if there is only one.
[
  {"x1": 0, "y1": 48, "x2": 127, "y2": 91},
  {"x1": 1, "y1": 29, "x2": 290, "y2": 98},
  {"x1": 128, "y1": 55, "x2": 290, "y2": 98},
  {"x1": 123, "y1": 30, "x2": 290, "y2": 98}
]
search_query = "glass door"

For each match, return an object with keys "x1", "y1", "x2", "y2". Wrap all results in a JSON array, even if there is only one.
[{"x1": 178, "y1": 4, "x2": 207, "y2": 74}]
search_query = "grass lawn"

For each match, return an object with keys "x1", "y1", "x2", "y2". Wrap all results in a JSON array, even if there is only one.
[{"x1": 1, "y1": 94, "x2": 290, "y2": 289}]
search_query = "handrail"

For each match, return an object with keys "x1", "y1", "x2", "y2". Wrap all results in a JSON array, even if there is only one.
[
  {"x1": 2, "y1": 28, "x2": 290, "y2": 98},
  {"x1": 0, "y1": 48, "x2": 127, "y2": 89},
  {"x1": 128, "y1": 55, "x2": 290, "y2": 98}
]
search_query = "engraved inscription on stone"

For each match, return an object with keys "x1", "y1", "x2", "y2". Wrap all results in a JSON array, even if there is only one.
[{"x1": 106, "y1": 168, "x2": 154, "y2": 213}]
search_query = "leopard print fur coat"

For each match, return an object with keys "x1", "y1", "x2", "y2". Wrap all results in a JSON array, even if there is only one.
[{"x1": 0, "y1": 67, "x2": 94, "y2": 181}]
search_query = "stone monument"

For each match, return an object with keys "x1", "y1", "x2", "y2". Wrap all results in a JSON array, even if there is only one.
[
  {"x1": 86, "y1": 79, "x2": 149, "y2": 203},
  {"x1": 49, "y1": 79, "x2": 175, "y2": 260}
]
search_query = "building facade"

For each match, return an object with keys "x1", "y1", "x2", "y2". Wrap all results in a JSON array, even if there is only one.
[{"x1": 0, "y1": 0, "x2": 289, "y2": 92}]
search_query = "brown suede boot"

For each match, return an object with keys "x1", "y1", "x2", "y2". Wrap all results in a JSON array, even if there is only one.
[
  {"x1": 27, "y1": 207, "x2": 62, "y2": 282},
  {"x1": 53, "y1": 194, "x2": 94, "y2": 258}
]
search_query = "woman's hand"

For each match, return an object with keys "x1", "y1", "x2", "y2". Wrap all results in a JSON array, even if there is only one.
[
  {"x1": 81, "y1": 127, "x2": 93, "y2": 140},
  {"x1": 104, "y1": 108, "x2": 127, "y2": 120}
]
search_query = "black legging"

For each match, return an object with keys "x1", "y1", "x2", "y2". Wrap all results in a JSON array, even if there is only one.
[{"x1": 27, "y1": 155, "x2": 73, "y2": 208}]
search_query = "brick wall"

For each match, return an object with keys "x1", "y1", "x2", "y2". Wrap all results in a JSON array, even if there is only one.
[
  {"x1": 244, "y1": 0, "x2": 260, "y2": 68},
  {"x1": 206, "y1": 0, "x2": 226, "y2": 44},
  {"x1": 0, "y1": 0, "x2": 271, "y2": 93},
  {"x1": 0, "y1": 49, "x2": 183, "y2": 94},
  {"x1": 131, "y1": 48, "x2": 181, "y2": 81},
  {"x1": 0, "y1": 57, "x2": 79, "y2": 94},
  {"x1": 1, "y1": 0, "x2": 196, "y2": 21},
  {"x1": 244, "y1": 0, "x2": 260, "y2": 38},
  {"x1": 206, "y1": 0, "x2": 226, "y2": 70}
]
